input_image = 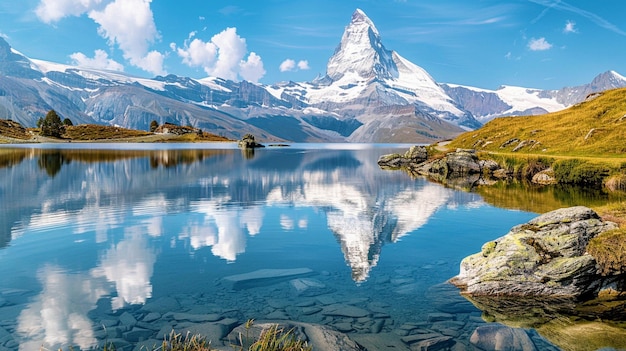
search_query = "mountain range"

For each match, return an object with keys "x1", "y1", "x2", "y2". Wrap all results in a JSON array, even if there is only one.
[{"x1": 1, "y1": 9, "x2": 625, "y2": 143}]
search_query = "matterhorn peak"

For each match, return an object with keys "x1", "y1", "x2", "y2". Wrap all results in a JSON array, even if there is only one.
[
  {"x1": 350, "y1": 8, "x2": 380, "y2": 35},
  {"x1": 325, "y1": 8, "x2": 398, "y2": 82}
]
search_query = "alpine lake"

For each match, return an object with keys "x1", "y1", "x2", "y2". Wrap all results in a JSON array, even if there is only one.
[{"x1": 0, "y1": 143, "x2": 624, "y2": 351}]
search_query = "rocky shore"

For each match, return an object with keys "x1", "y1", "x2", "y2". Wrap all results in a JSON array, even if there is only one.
[{"x1": 377, "y1": 145, "x2": 555, "y2": 190}]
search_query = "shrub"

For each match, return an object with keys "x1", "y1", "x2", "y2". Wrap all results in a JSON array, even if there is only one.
[
  {"x1": 588, "y1": 229, "x2": 626, "y2": 275},
  {"x1": 521, "y1": 157, "x2": 552, "y2": 180},
  {"x1": 553, "y1": 159, "x2": 609, "y2": 186}
]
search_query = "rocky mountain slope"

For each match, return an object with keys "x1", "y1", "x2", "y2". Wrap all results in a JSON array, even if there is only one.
[
  {"x1": 0, "y1": 9, "x2": 624, "y2": 142},
  {"x1": 442, "y1": 70, "x2": 626, "y2": 123}
]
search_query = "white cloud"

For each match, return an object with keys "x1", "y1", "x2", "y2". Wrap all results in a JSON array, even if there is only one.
[
  {"x1": 297, "y1": 60, "x2": 310, "y2": 70},
  {"x1": 35, "y1": 0, "x2": 166, "y2": 76},
  {"x1": 88, "y1": 0, "x2": 166, "y2": 75},
  {"x1": 239, "y1": 52, "x2": 266, "y2": 83},
  {"x1": 70, "y1": 49, "x2": 124, "y2": 71},
  {"x1": 528, "y1": 37, "x2": 552, "y2": 51},
  {"x1": 564, "y1": 20, "x2": 577, "y2": 34},
  {"x1": 280, "y1": 59, "x2": 310, "y2": 72},
  {"x1": 279, "y1": 59, "x2": 296, "y2": 72},
  {"x1": 35, "y1": 0, "x2": 102, "y2": 23},
  {"x1": 174, "y1": 27, "x2": 265, "y2": 82}
]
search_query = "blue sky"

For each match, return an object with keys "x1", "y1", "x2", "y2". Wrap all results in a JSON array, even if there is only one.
[{"x1": 0, "y1": 0, "x2": 624, "y2": 90}]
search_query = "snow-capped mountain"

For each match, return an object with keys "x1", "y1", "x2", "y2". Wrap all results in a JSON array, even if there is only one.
[
  {"x1": 442, "y1": 70, "x2": 626, "y2": 123},
  {"x1": 0, "y1": 9, "x2": 625, "y2": 142},
  {"x1": 271, "y1": 9, "x2": 480, "y2": 140}
]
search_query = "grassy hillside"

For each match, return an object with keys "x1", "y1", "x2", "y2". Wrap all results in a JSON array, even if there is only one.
[
  {"x1": 0, "y1": 120, "x2": 31, "y2": 141},
  {"x1": 448, "y1": 87, "x2": 626, "y2": 157}
]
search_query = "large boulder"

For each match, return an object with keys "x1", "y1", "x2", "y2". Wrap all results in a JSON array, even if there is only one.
[
  {"x1": 413, "y1": 149, "x2": 481, "y2": 178},
  {"x1": 451, "y1": 206, "x2": 618, "y2": 298}
]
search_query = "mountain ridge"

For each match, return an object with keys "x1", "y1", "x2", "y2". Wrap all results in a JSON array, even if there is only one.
[{"x1": 0, "y1": 9, "x2": 624, "y2": 142}]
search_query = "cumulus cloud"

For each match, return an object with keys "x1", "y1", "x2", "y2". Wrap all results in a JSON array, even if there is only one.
[
  {"x1": 88, "y1": 0, "x2": 165, "y2": 75},
  {"x1": 563, "y1": 20, "x2": 577, "y2": 34},
  {"x1": 35, "y1": 0, "x2": 166, "y2": 76},
  {"x1": 70, "y1": 49, "x2": 124, "y2": 71},
  {"x1": 35, "y1": 0, "x2": 102, "y2": 23},
  {"x1": 279, "y1": 58, "x2": 310, "y2": 72},
  {"x1": 297, "y1": 60, "x2": 310, "y2": 70},
  {"x1": 239, "y1": 52, "x2": 266, "y2": 83},
  {"x1": 528, "y1": 37, "x2": 552, "y2": 51},
  {"x1": 173, "y1": 27, "x2": 265, "y2": 82},
  {"x1": 279, "y1": 59, "x2": 296, "y2": 72}
]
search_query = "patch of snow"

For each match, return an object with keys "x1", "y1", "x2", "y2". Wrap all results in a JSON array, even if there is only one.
[
  {"x1": 387, "y1": 52, "x2": 464, "y2": 116},
  {"x1": 445, "y1": 82, "x2": 566, "y2": 116},
  {"x1": 496, "y1": 85, "x2": 565, "y2": 113},
  {"x1": 266, "y1": 86, "x2": 285, "y2": 100},
  {"x1": 302, "y1": 107, "x2": 337, "y2": 115},
  {"x1": 31, "y1": 58, "x2": 168, "y2": 91},
  {"x1": 610, "y1": 70, "x2": 626, "y2": 82},
  {"x1": 197, "y1": 77, "x2": 232, "y2": 92}
]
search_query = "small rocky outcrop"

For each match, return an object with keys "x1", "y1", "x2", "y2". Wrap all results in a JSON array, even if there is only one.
[
  {"x1": 379, "y1": 147, "x2": 488, "y2": 190},
  {"x1": 450, "y1": 206, "x2": 618, "y2": 298},
  {"x1": 237, "y1": 133, "x2": 264, "y2": 148},
  {"x1": 415, "y1": 149, "x2": 481, "y2": 177},
  {"x1": 377, "y1": 145, "x2": 428, "y2": 168},
  {"x1": 155, "y1": 122, "x2": 202, "y2": 135}
]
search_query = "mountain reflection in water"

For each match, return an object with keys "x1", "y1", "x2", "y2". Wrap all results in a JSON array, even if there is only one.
[
  {"x1": 0, "y1": 145, "x2": 476, "y2": 283},
  {"x1": 3, "y1": 144, "x2": 620, "y2": 350}
]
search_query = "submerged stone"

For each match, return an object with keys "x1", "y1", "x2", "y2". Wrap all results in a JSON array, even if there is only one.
[
  {"x1": 222, "y1": 268, "x2": 315, "y2": 290},
  {"x1": 351, "y1": 332, "x2": 411, "y2": 351},
  {"x1": 470, "y1": 325, "x2": 537, "y2": 351},
  {"x1": 322, "y1": 304, "x2": 370, "y2": 318}
]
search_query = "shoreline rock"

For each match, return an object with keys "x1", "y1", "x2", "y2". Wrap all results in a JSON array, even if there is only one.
[
  {"x1": 377, "y1": 146, "x2": 561, "y2": 189},
  {"x1": 237, "y1": 133, "x2": 265, "y2": 149},
  {"x1": 450, "y1": 206, "x2": 619, "y2": 298}
]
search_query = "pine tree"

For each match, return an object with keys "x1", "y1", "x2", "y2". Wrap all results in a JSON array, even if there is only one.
[{"x1": 40, "y1": 110, "x2": 63, "y2": 138}]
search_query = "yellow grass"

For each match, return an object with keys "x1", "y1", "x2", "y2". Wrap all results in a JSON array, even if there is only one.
[{"x1": 448, "y1": 87, "x2": 626, "y2": 157}]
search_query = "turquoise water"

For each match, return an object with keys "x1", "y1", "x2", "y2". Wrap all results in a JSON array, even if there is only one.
[{"x1": 0, "y1": 144, "x2": 561, "y2": 350}]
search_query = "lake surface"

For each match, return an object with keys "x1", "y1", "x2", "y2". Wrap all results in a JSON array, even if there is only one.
[{"x1": 0, "y1": 143, "x2": 620, "y2": 350}]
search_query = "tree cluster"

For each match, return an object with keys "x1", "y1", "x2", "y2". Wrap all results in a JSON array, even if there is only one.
[{"x1": 37, "y1": 110, "x2": 71, "y2": 138}]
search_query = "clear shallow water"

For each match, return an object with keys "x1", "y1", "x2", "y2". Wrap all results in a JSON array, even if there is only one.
[{"x1": 0, "y1": 144, "x2": 573, "y2": 350}]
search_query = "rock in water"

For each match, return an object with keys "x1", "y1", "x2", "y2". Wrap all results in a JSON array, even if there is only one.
[
  {"x1": 237, "y1": 133, "x2": 264, "y2": 148},
  {"x1": 377, "y1": 145, "x2": 428, "y2": 168},
  {"x1": 450, "y1": 206, "x2": 618, "y2": 298},
  {"x1": 470, "y1": 325, "x2": 537, "y2": 351},
  {"x1": 222, "y1": 268, "x2": 315, "y2": 290}
]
